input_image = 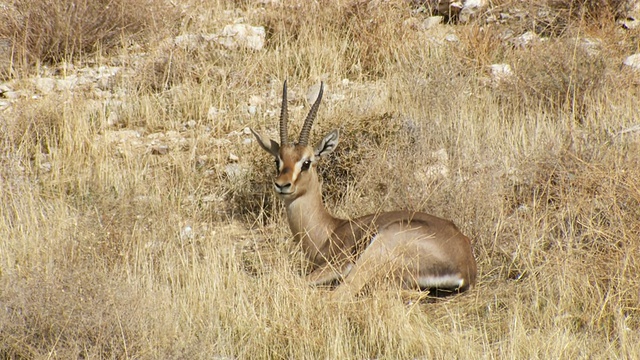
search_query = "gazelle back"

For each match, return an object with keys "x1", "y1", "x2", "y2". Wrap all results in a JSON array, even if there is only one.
[{"x1": 251, "y1": 81, "x2": 477, "y2": 297}]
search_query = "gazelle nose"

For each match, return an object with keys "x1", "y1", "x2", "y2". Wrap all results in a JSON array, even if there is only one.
[{"x1": 274, "y1": 182, "x2": 291, "y2": 193}]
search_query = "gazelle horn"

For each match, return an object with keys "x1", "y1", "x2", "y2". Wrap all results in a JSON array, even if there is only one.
[
  {"x1": 298, "y1": 82, "x2": 324, "y2": 146},
  {"x1": 279, "y1": 80, "x2": 288, "y2": 145}
]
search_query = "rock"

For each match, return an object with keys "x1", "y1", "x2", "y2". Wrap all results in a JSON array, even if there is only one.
[
  {"x1": 207, "y1": 107, "x2": 225, "y2": 121},
  {"x1": 101, "y1": 129, "x2": 142, "y2": 144},
  {"x1": 217, "y1": 24, "x2": 265, "y2": 51},
  {"x1": 0, "y1": 83, "x2": 13, "y2": 94},
  {"x1": 579, "y1": 37, "x2": 602, "y2": 57},
  {"x1": 458, "y1": 0, "x2": 488, "y2": 23},
  {"x1": 228, "y1": 152, "x2": 239, "y2": 162},
  {"x1": 56, "y1": 76, "x2": 78, "y2": 91},
  {"x1": 171, "y1": 34, "x2": 212, "y2": 49},
  {"x1": 33, "y1": 77, "x2": 56, "y2": 94},
  {"x1": 151, "y1": 144, "x2": 169, "y2": 155},
  {"x1": 107, "y1": 111, "x2": 120, "y2": 127},
  {"x1": 430, "y1": 0, "x2": 488, "y2": 22},
  {"x1": 623, "y1": 53, "x2": 640, "y2": 71},
  {"x1": 249, "y1": 95, "x2": 264, "y2": 109},
  {"x1": 417, "y1": 148, "x2": 450, "y2": 183},
  {"x1": 511, "y1": 31, "x2": 539, "y2": 48},
  {"x1": 180, "y1": 225, "x2": 193, "y2": 241},
  {"x1": 489, "y1": 63, "x2": 513, "y2": 84},
  {"x1": 39, "y1": 162, "x2": 52, "y2": 173},
  {"x1": 306, "y1": 83, "x2": 324, "y2": 104},
  {"x1": 423, "y1": 16, "x2": 444, "y2": 29},
  {"x1": 224, "y1": 163, "x2": 247, "y2": 179},
  {"x1": 2, "y1": 91, "x2": 20, "y2": 99},
  {"x1": 202, "y1": 194, "x2": 222, "y2": 203},
  {"x1": 444, "y1": 33, "x2": 459, "y2": 42},
  {"x1": 618, "y1": 0, "x2": 640, "y2": 29},
  {"x1": 618, "y1": 16, "x2": 640, "y2": 29}
]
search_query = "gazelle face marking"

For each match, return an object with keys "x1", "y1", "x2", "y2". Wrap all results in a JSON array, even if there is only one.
[
  {"x1": 251, "y1": 81, "x2": 338, "y2": 201},
  {"x1": 273, "y1": 145, "x2": 317, "y2": 199}
]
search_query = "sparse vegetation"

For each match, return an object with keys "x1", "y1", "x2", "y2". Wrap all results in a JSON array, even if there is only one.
[{"x1": 1, "y1": 0, "x2": 639, "y2": 358}]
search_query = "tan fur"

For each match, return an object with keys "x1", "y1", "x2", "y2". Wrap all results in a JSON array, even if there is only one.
[{"x1": 251, "y1": 82, "x2": 477, "y2": 297}]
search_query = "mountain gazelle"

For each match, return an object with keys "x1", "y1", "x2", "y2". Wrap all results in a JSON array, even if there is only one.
[{"x1": 251, "y1": 81, "x2": 477, "y2": 298}]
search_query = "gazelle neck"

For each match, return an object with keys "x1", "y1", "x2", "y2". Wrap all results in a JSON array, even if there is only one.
[{"x1": 283, "y1": 178, "x2": 342, "y2": 262}]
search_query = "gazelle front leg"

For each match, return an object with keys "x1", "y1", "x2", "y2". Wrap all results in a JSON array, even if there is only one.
[
  {"x1": 305, "y1": 262, "x2": 354, "y2": 287},
  {"x1": 329, "y1": 261, "x2": 383, "y2": 302},
  {"x1": 330, "y1": 235, "x2": 398, "y2": 301}
]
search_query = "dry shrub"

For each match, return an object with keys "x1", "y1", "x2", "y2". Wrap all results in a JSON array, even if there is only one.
[
  {"x1": 496, "y1": 39, "x2": 608, "y2": 118},
  {"x1": 5, "y1": 99, "x2": 66, "y2": 157},
  {"x1": 548, "y1": 0, "x2": 637, "y2": 20},
  {"x1": 135, "y1": 44, "x2": 227, "y2": 94},
  {"x1": 0, "y1": 0, "x2": 181, "y2": 74},
  {"x1": 456, "y1": 25, "x2": 512, "y2": 70},
  {"x1": 0, "y1": 271, "x2": 145, "y2": 359},
  {"x1": 498, "y1": 146, "x2": 640, "y2": 328},
  {"x1": 261, "y1": 0, "x2": 415, "y2": 79}
]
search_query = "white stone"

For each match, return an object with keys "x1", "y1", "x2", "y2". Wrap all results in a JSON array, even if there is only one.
[
  {"x1": 618, "y1": 17, "x2": 640, "y2": 29},
  {"x1": 580, "y1": 37, "x2": 602, "y2": 57},
  {"x1": 207, "y1": 106, "x2": 225, "y2": 121},
  {"x1": 33, "y1": 77, "x2": 56, "y2": 94},
  {"x1": 180, "y1": 226, "x2": 193, "y2": 240},
  {"x1": 107, "y1": 111, "x2": 120, "y2": 127},
  {"x1": 511, "y1": 31, "x2": 539, "y2": 48},
  {"x1": 218, "y1": 24, "x2": 265, "y2": 51},
  {"x1": 249, "y1": 95, "x2": 264, "y2": 107},
  {"x1": 423, "y1": 16, "x2": 444, "y2": 29},
  {"x1": 56, "y1": 76, "x2": 77, "y2": 91},
  {"x1": 224, "y1": 163, "x2": 247, "y2": 178},
  {"x1": 2, "y1": 91, "x2": 19, "y2": 99},
  {"x1": 459, "y1": 0, "x2": 488, "y2": 23},
  {"x1": 0, "y1": 83, "x2": 13, "y2": 93},
  {"x1": 444, "y1": 33, "x2": 459, "y2": 42},
  {"x1": 151, "y1": 144, "x2": 169, "y2": 155},
  {"x1": 306, "y1": 83, "x2": 323, "y2": 104},
  {"x1": 623, "y1": 53, "x2": 640, "y2": 71},
  {"x1": 489, "y1": 63, "x2": 513, "y2": 83}
]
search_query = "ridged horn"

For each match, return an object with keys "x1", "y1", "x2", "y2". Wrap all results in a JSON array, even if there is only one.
[
  {"x1": 298, "y1": 82, "x2": 324, "y2": 146},
  {"x1": 279, "y1": 80, "x2": 288, "y2": 145}
]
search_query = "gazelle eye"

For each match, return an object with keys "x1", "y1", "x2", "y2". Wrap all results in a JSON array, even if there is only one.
[{"x1": 301, "y1": 160, "x2": 311, "y2": 171}]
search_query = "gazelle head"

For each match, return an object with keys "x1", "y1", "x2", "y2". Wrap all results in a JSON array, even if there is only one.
[{"x1": 251, "y1": 81, "x2": 339, "y2": 202}]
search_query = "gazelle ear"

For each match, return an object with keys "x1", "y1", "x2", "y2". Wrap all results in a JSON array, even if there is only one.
[
  {"x1": 250, "y1": 128, "x2": 280, "y2": 157},
  {"x1": 314, "y1": 129, "x2": 339, "y2": 158}
]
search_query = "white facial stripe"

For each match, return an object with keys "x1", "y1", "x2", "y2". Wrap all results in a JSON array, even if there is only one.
[
  {"x1": 292, "y1": 156, "x2": 313, "y2": 182},
  {"x1": 277, "y1": 157, "x2": 283, "y2": 173}
]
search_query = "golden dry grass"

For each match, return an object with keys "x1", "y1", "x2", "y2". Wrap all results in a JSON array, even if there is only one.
[{"x1": 1, "y1": 0, "x2": 639, "y2": 358}]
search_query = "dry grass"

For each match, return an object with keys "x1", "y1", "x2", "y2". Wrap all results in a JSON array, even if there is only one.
[
  {"x1": 0, "y1": 0, "x2": 181, "y2": 78},
  {"x1": 1, "y1": 0, "x2": 640, "y2": 358}
]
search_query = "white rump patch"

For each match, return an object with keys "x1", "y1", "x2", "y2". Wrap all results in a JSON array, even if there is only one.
[{"x1": 417, "y1": 275, "x2": 464, "y2": 289}]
